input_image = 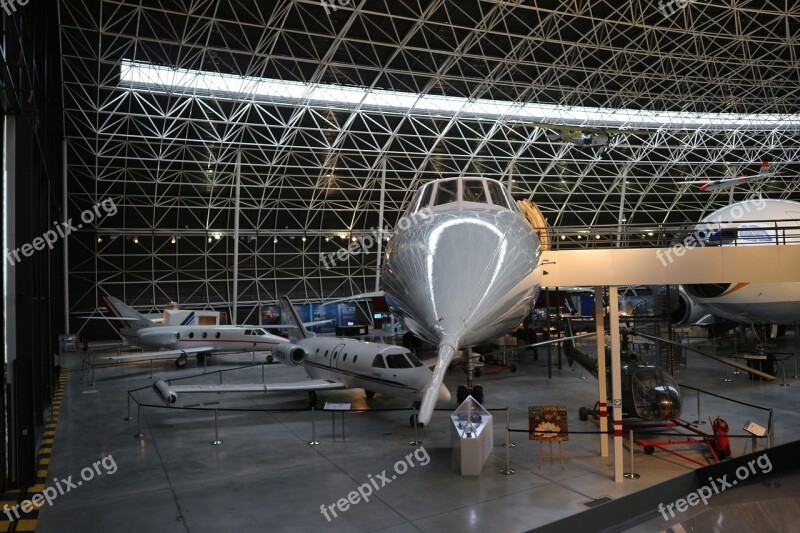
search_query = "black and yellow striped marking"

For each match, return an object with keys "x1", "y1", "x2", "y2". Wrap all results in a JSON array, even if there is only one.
[{"x1": 0, "y1": 370, "x2": 66, "y2": 532}]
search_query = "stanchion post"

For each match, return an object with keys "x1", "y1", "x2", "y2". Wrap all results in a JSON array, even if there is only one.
[
  {"x1": 623, "y1": 429, "x2": 639, "y2": 479},
  {"x1": 409, "y1": 407, "x2": 422, "y2": 446},
  {"x1": 341, "y1": 412, "x2": 346, "y2": 441},
  {"x1": 124, "y1": 393, "x2": 132, "y2": 421},
  {"x1": 723, "y1": 363, "x2": 731, "y2": 382},
  {"x1": 331, "y1": 411, "x2": 336, "y2": 441},
  {"x1": 134, "y1": 403, "x2": 144, "y2": 439},
  {"x1": 500, "y1": 409, "x2": 515, "y2": 475},
  {"x1": 309, "y1": 407, "x2": 320, "y2": 446},
  {"x1": 211, "y1": 408, "x2": 222, "y2": 445},
  {"x1": 693, "y1": 390, "x2": 706, "y2": 425},
  {"x1": 780, "y1": 360, "x2": 790, "y2": 387},
  {"x1": 501, "y1": 408, "x2": 515, "y2": 448}
]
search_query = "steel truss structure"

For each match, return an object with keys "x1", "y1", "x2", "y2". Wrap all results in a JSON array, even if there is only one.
[{"x1": 58, "y1": 0, "x2": 800, "y2": 323}]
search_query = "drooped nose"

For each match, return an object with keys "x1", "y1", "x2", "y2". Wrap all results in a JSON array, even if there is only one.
[{"x1": 383, "y1": 210, "x2": 540, "y2": 346}]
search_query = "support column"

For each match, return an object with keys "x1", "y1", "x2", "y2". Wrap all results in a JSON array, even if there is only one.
[
  {"x1": 594, "y1": 286, "x2": 608, "y2": 457},
  {"x1": 231, "y1": 151, "x2": 241, "y2": 325},
  {"x1": 608, "y1": 286, "x2": 624, "y2": 482},
  {"x1": 374, "y1": 158, "x2": 385, "y2": 292}
]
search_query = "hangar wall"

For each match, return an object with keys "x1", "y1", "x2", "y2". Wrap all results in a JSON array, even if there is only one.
[{"x1": 1, "y1": 4, "x2": 64, "y2": 489}]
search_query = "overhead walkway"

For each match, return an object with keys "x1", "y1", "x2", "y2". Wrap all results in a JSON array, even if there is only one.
[{"x1": 541, "y1": 244, "x2": 800, "y2": 286}]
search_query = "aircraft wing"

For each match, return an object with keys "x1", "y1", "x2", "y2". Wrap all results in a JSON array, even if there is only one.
[
  {"x1": 322, "y1": 291, "x2": 384, "y2": 305},
  {"x1": 105, "y1": 346, "x2": 216, "y2": 362},
  {"x1": 262, "y1": 319, "x2": 335, "y2": 329},
  {"x1": 153, "y1": 379, "x2": 345, "y2": 404}
]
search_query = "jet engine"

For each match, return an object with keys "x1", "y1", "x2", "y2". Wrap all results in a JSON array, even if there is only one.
[
  {"x1": 670, "y1": 288, "x2": 713, "y2": 327},
  {"x1": 153, "y1": 380, "x2": 178, "y2": 405},
  {"x1": 273, "y1": 343, "x2": 307, "y2": 366}
]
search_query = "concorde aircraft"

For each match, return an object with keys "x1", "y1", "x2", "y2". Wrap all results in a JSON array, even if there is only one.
[
  {"x1": 381, "y1": 177, "x2": 544, "y2": 426},
  {"x1": 671, "y1": 198, "x2": 800, "y2": 329},
  {"x1": 102, "y1": 296, "x2": 289, "y2": 367},
  {"x1": 153, "y1": 296, "x2": 443, "y2": 406}
]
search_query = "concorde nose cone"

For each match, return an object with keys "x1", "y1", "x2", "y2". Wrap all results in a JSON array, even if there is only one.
[{"x1": 382, "y1": 209, "x2": 541, "y2": 346}]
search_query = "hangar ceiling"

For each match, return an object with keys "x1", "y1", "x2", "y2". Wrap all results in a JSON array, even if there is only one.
[{"x1": 58, "y1": 0, "x2": 800, "y2": 319}]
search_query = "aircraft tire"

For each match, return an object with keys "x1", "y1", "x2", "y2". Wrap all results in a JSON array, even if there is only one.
[
  {"x1": 456, "y1": 385, "x2": 468, "y2": 404},
  {"x1": 175, "y1": 354, "x2": 188, "y2": 368},
  {"x1": 579, "y1": 407, "x2": 588, "y2": 421},
  {"x1": 365, "y1": 390, "x2": 375, "y2": 399},
  {"x1": 472, "y1": 385, "x2": 484, "y2": 404}
]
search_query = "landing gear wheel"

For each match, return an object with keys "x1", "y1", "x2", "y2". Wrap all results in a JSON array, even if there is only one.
[
  {"x1": 473, "y1": 367, "x2": 481, "y2": 378},
  {"x1": 266, "y1": 355, "x2": 274, "y2": 364},
  {"x1": 510, "y1": 364, "x2": 517, "y2": 373},
  {"x1": 308, "y1": 391, "x2": 318, "y2": 407},
  {"x1": 175, "y1": 354, "x2": 188, "y2": 368},
  {"x1": 456, "y1": 385, "x2": 469, "y2": 405},
  {"x1": 579, "y1": 406, "x2": 589, "y2": 421},
  {"x1": 471, "y1": 385, "x2": 484, "y2": 404},
  {"x1": 196, "y1": 353, "x2": 206, "y2": 365},
  {"x1": 365, "y1": 390, "x2": 375, "y2": 399},
  {"x1": 644, "y1": 446, "x2": 655, "y2": 455}
]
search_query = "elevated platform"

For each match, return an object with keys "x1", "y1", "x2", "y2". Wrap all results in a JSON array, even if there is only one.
[{"x1": 541, "y1": 245, "x2": 800, "y2": 287}]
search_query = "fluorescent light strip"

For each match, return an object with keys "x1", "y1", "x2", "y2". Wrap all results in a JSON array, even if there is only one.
[{"x1": 119, "y1": 59, "x2": 800, "y2": 130}]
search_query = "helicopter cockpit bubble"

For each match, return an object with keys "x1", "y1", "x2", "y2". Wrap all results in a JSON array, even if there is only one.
[{"x1": 631, "y1": 367, "x2": 681, "y2": 420}]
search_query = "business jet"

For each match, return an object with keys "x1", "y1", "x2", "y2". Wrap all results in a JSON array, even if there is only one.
[
  {"x1": 380, "y1": 177, "x2": 543, "y2": 426},
  {"x1": 153, "y1": 296, "x2": 442, "y2": 407},
  {"x1": 102, "y1": 296, "x2": 289, "y2": 367},
  {"x1": 675, "y1": 198, "x2": 800, "y2": 328}
]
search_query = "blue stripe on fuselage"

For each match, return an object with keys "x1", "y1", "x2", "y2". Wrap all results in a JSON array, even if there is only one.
[{"x1": 180, "y1": 312, "x2": 195, "y2": 326}]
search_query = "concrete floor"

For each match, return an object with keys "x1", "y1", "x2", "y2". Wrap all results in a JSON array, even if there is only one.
[{"x1": 38, "y1": 329, "x2": 799, "y2": 532}]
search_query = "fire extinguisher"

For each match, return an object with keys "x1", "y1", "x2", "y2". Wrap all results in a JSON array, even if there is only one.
[{"x1": 711, "y1": 416, "x2": 731, "y2": 459}]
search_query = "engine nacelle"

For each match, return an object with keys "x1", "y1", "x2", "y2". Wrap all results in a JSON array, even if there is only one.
[
  {"x1": 671, "y1": 288, "x2": 714, "y2": 327},
  {"x1": 153, "y1": 380, "x2": 178, "y2": 405},
  {"x1": 273, "y1": 343, "x2": 307, "y2": 366}
]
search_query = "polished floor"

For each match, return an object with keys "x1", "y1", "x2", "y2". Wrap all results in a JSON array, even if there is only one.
[{"x1": 38, "y1": 329, "x2": 799, "y2": 532}]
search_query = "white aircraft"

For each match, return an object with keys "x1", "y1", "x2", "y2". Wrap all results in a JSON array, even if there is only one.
[
  {"x1": 674, "y1": 198, "x2": 800, "y2": 328},
  {"x1": 379, "y1": 176, "x2": 543, "y2": 426},
  {"x1": 675, "y1": 161, "x2": 783, "y2": 202},
  {"x1": 102, "y1": 296, "x2": 289, "y2": 367},
  {"x1": 153, "y1": 296, "x2": 443, "y2": 407}
]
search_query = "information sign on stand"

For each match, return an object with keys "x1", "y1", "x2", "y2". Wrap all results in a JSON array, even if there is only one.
[{"x1": 528, "y1": 405, "x2": 568, "y2": 469}]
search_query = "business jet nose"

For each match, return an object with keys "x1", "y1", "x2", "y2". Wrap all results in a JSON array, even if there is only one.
[{"x1": 383, "y1": 210, "x2": 540, "y2": 346}]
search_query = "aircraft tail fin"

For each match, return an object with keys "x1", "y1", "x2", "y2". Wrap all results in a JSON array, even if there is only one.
[
  {"x1": 278, "y1": 296, "x2": 312, "y2": 342},
  {"x1": 102, "y1": 296, "x2": 156, "y2": 329}
]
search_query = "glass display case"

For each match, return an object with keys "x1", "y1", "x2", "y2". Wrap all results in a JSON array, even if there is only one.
[{"x1": 450, "y1": 396, "x2": 493, "y2": 475}]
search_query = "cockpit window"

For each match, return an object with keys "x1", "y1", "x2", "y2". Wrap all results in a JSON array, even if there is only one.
[
  {"x1": 406, "y1": 352, "x2": 424, "y2": 367},
  {"x1": 386, "y1": 353, "x2": 413, "y2": 369},
  {"x1": 486, "y1": 181, "x2": 511, "y2": 209},
  {"x1": 433, "y1": 180, "x2": 459, "y2": 206},
  {"x1": 371, "y1": 354, "x2": 386, "y2": 368},
  {"x1": 462, "y1": 180, "x2": 487, "y2": 204},
  {"x1": 407, "y1": 182, "x2": 434, "y2": 216}
]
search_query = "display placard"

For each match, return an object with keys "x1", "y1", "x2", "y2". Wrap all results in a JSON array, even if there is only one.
[{"x1": 528, "y1": 405, "x2": 568, "y2": 441}]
